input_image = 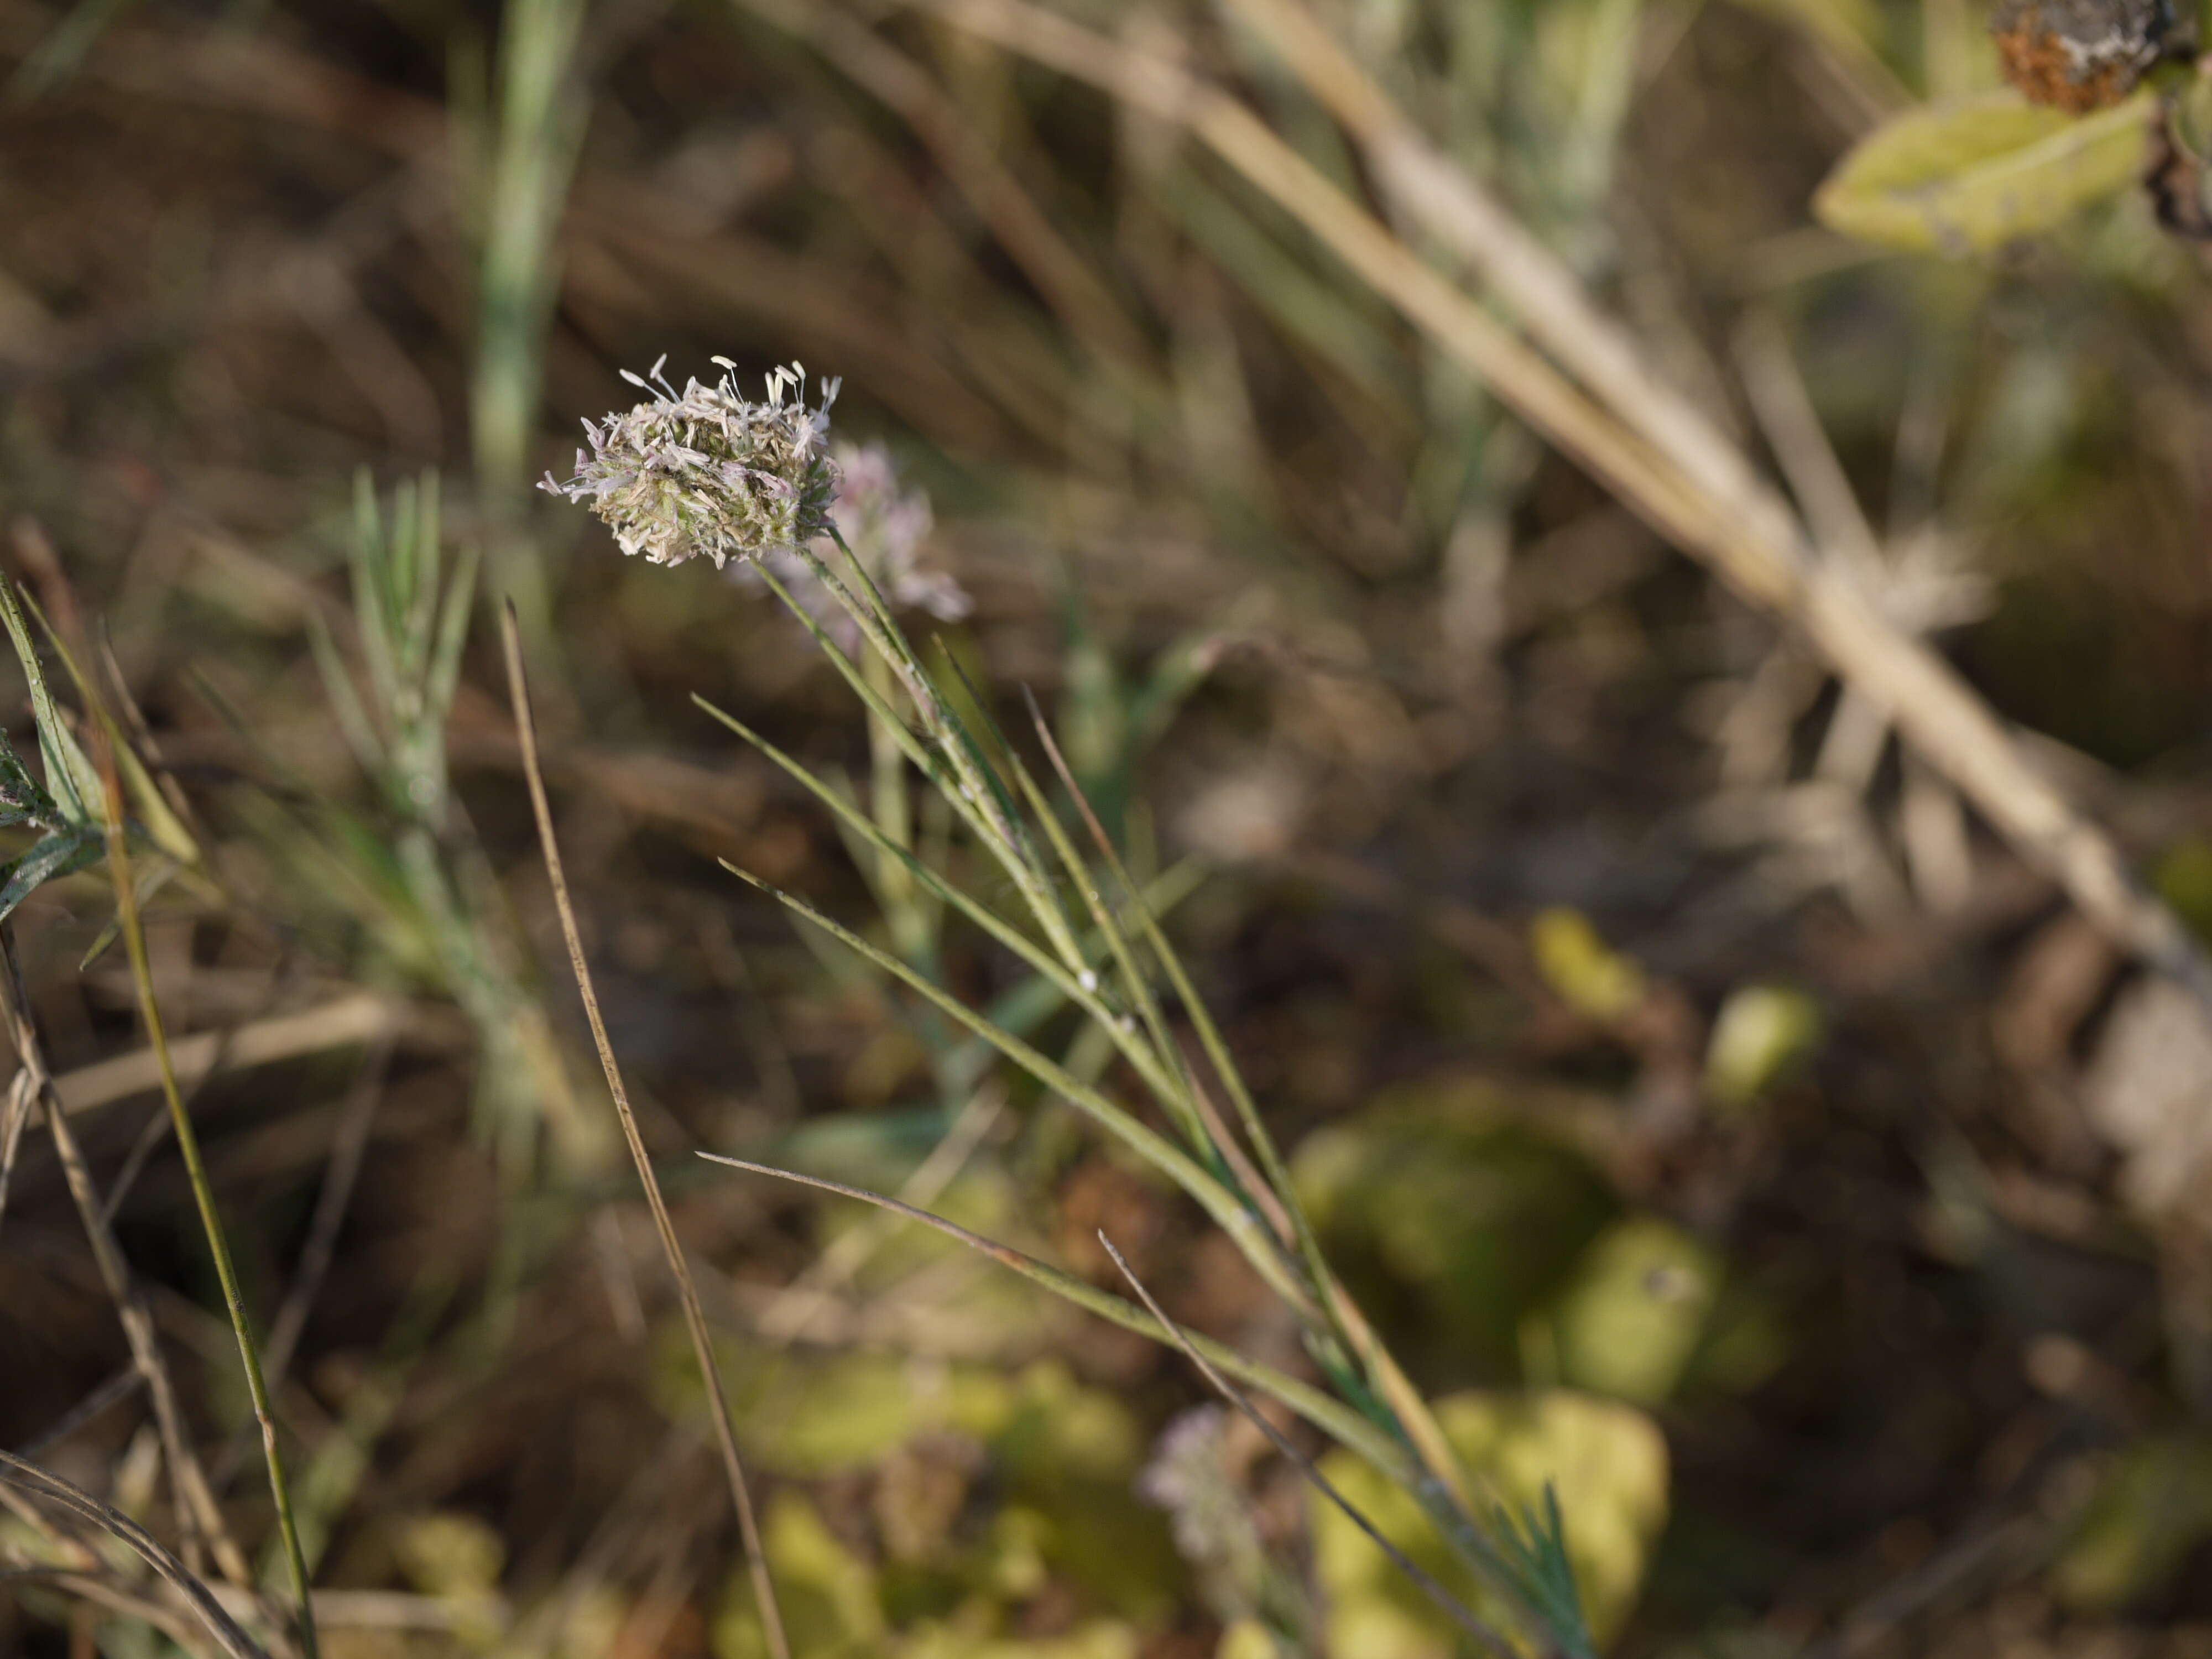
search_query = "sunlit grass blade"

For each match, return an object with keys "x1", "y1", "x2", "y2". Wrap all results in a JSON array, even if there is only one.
[
  {"x1": 695, "y1": 1152, "x2": 1411, "y2": 1481},
  {"x1": 716, "y1": 859, "x2": 1320, "y2": 1309},
  {"x1": 693, "y1": 693, "x2": 1188, "y2": 1111},
  {"x1": 1097, "y1": 1232, "x2": 1518, "y2": 1659}
]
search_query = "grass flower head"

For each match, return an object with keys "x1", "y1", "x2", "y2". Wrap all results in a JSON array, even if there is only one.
[{"x1": 541, "y1": 357, "x2": 840, "y2": 568}]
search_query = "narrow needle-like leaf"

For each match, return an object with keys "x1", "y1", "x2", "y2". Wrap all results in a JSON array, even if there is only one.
[
  {"x1": 1098, "y1": 1232, "x2": 1519, "y2": 1659},
  {"x1": 693, "y1": 695, "x2": 1188, "y2": 1112},
  {"x1": 0, "y1": 1451, "x2": 269, "y2": 1659},
  {"x1": 695, "y1": 1153, "x2": 1408, "y2": 1479},
  {"x1": 717, "y1": 858, "x2": 1313, "y2": 1310}
]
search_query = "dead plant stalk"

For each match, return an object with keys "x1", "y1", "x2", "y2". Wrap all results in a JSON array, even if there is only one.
[
  {"x1": 497, "y1": 601, "x2": 790, "y2": 1659},
  {"x1": 901, "y1": 0, "x2": 2212, "y2": 1006}
]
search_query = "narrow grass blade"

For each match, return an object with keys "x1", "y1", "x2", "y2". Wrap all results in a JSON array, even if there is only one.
[
  {"x1": 696, "y1": 1152, "x2": 1410, "y2": 1480},
  {"x1": 1097, "y1": 1233, "x2": 1517, "y2": 1659},
  {"x1": 0, "y1": 1070, "x2": 30, "y2": 1239},
  {"x1": 348, "y1": 471, "x2": 403, "y2": 723},
  {"x1": 717, "y1": 857, "x2": 1311, "y2": 1298},
  {"x1": 0, "y1": 1451, "x2": 269, "y2": 1659},
  {"x1": 305, "y1": 611, "x2": 388, "y2": 787},
  {"x1": 693, "y1": 694, "x2": 1188, "y2": 1112},
  {"x1": 0, "y1": 577, "x2": 96, "y2": 823},
  {"x1": 0, "y1": 828, "x2": 101, "y2": 925},
  {"x1": 0, "y1": 732, "x2": 63, "y2": 831},
  {"x1": 804, "y1": 526, "x2": 1087, "y2": 974},
  {"x1": 1033, "y1": 698, "x2": 1306, "y2": 1221},
  {"x1": 90, "y1": 712, "x2": 321, "y2": 1658},
  {"x1": 1000, "y1": 688, "x2": 1209, "y2": 1152},
  {"x1": 747, "y1": 554, "x2": 1082, "y2": 969}
]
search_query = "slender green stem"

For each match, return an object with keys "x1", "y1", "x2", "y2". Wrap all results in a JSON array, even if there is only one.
[
  {"x1": 92, "y1": 728, "x2": 319, "y2": 1659},
  {"x1": 861, "y1": 648, "x2": 931, "y2": 963}
]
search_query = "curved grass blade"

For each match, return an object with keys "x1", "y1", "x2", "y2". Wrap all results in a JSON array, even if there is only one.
[
  {"x1": 716, "y1": 859, "x2": 1314, "y2": 1308},
  {"x1": 695, "y1": 1152, "x2": 1410, "y2": 1482},
  {"x1": 694, "y1": 694, "x2": 1188, "y2": 1112},
  {"x1": 0, "y1": 578, "x2": 97, "y2": 824},
  {"x1": 0, "y1": 1450, "x2": 270, "y2": 1659},
  {"x1": 0, "y1": 827, "x2": 101, "y2": 925},
  {"x1": 1097, "y1": 1233, "x2": 1517, "y2": 1659}
]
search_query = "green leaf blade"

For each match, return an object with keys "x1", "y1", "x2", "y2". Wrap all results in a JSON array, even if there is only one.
[
  {"x1": 1814, "y1": 90, "x2": 2153, "y2": 255},
  {"x1": 0, "y1": 828, "x2": 103, "y2": 926}
]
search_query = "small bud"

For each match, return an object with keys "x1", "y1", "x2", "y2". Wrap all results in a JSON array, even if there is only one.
[
  {"x1": 732, "y1": 440, "x2": 970, "y2": 650},
  {"x1": 1990, "y1": 0, "x2": 2179, "y2": 114}
]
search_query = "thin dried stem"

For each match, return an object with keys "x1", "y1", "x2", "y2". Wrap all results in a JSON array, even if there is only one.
[
  {"x1": 907, "y1": 0, "x2": 2212, "y2": 1009},
  {"x1": 0, "y1": 1062, "x2": 30, "y2": 1237},
  {"x1": 0, "y1": 927, "x2": 252, "y2": 1593},
  {"x1": 498, "y1": 601, "x2": 790, "y2": 1659}
]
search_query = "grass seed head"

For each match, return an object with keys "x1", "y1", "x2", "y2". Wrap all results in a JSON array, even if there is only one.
[{"x1": 540, "y1": 357, "x2": 841, "y2": 568}]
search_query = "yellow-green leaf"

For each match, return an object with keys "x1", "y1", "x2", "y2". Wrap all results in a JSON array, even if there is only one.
[
  {"x1": 1536, "y1": 1218, "x2": 1722, "y2": 1405},
  {"x1": 1704, "y1": 985, "x2": 1823, "y2": 1109},
  {"x1": 2054, "y1": 1434, "x2": 2212, "y2": 1611},
  {"x1": 1814, "y1": 90, "x2": 2153, "y2": 255},
  {"x1": 1529, "y1": 909, "x2": 1645, "y2": 1022},
  {"x1": 1311, "y1": 1390, "x2": 1668, "y2": 1655}
]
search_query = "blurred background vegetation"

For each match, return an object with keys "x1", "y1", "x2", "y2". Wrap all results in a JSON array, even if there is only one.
[{"x1": 4, "y1": 0, "x2": 2212, "y2": 1655}]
